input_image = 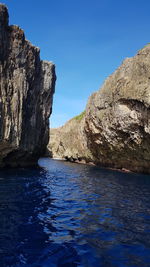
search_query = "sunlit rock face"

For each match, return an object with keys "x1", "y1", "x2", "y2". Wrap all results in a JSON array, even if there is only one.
[
  {"x1": 49, "y1": 44, "x2": 150, "y2": 173},
  {"x1": 47, "y1": 116, "x2": 92, "y2": 163},
  {"x1": 84, "y1": 45, "x2": 150, "y2": 173},
  {"x1": 0, "y1": 4, "x2": 56, "y2": 167}
]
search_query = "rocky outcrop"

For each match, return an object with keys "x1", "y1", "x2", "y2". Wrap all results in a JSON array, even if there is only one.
[
  {"x1": 0, "y1": 4, "x2": 56, "y2": 167},
  {"x1": 49, "y1": 44, "x2": 150, "y2": 173},
  {"x1": 48, "y1": 112, "x2": 93, "y2": 163}
]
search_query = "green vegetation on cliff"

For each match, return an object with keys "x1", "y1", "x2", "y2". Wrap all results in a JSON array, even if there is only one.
[
  {"x1": 73, "y1": 111, "x2": 85, "y2": 121},
  {"x1": 48, "y1": 44, "x2": 150, "y2": 174}
]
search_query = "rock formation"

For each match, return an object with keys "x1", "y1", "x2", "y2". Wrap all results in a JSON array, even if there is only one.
[
  {"x1": 49, "y1": 44, "x2": 150, "y2": 173},
  {"x1": 47, "y1": 112, "x2": 93, "y2": 163},
  {"x1": 0, "y1": 4, "x2": 56, "y2": 167}
]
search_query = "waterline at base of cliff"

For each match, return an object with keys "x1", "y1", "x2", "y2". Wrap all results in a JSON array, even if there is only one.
[
  {"x1": 48, "y1": 44, "x2": 150, "y2": 174},
  {"x1": 1, "y1": 157, "x2": 150, "y2": 266},
  {"x1": 0, "y1": 4, "x2": 56, "y2": 167}
]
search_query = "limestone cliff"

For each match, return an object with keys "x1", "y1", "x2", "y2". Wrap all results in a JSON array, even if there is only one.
[
  {"x1": 0, "y1": 4, "x2": 56, "y2": 167},
  {"x1": 49, "y1": 44, "x2": 150, "y2": 173},
  {"x1": 48, "y1": 112, "x2": 93, "y2": 163}
]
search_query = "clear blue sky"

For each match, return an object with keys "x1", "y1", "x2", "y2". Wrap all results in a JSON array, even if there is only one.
[{"x1": 2, "y1": 0, "x2": 150, "y2": 127}]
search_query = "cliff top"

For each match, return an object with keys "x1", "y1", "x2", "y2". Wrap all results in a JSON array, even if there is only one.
[
  {"x1": 0, "y1": 3, "x2": 8, "y2": 11},
  {"x1": 0, "y1": 3, "x2": 8, "y2": 26}
]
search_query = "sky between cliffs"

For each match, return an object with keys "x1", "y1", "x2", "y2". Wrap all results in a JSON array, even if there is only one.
[{"x1": 2, "y1": 0, "x2": 150, "y2": 128}]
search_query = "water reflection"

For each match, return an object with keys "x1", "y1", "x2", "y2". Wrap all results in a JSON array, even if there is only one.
[
  {"x1": 0, "y1": 158, "x2": 150, "y2": 266},
  {"x1": 0, "y1": 168, "x2": 53, "y2": 266}
]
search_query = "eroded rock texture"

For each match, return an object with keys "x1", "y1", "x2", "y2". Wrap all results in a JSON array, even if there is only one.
[
  {"x1": 0, "y1": 4, "x2": 56, "y2": 167},
  {"x1": 49, "y1": 45, "x2": 150, "y2": 173},
  {"x1": 48, "y1": 114, "x2": 92, "y2": 163}
]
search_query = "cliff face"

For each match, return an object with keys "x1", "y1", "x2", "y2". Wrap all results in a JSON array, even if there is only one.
[
  {"x1": 48, "y1": 113, "x2": 92, "y2": 163},
  {"x1": 0, "y1": 5, "x2": 56, "y2": 167},
  {"x1": 49, "y1": 45, "x2": 150, "y2": 173}
]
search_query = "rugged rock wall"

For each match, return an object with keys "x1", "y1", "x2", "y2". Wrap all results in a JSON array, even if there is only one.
[
  {"x1": 0, "y1": 4, "x2": 56, "y2": 167},
  {"x1": 48, "y1": 113, "x2": 93, "y2": 163},
  {"x1": 49, "y1": 45, "x2": 150, "y2": 173}
]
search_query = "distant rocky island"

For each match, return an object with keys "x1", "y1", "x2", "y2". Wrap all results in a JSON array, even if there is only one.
[
  {"x1": 48, "y1": 45, "x2": 150, "y2": 174},
  {"x1": 0, "y1": 4, "x2": 56, "y2": 167}
]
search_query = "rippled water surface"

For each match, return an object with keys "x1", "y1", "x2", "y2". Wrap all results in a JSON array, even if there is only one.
[{"x1": 0, "y1": 158, "x2": 150, "y2": 266}]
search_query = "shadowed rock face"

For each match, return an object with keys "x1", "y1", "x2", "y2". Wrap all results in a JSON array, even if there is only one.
[
  {"x1": 49, "y1": 45, "x2": 150, "y2": 173},
  {"x1": 0, "y1": 4, "x2": 56, "y2": 167}
]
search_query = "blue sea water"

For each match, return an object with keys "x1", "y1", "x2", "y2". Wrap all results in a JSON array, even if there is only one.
[{"x1": 0, "y1": 158, "x2": 150, "y2": 267}]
